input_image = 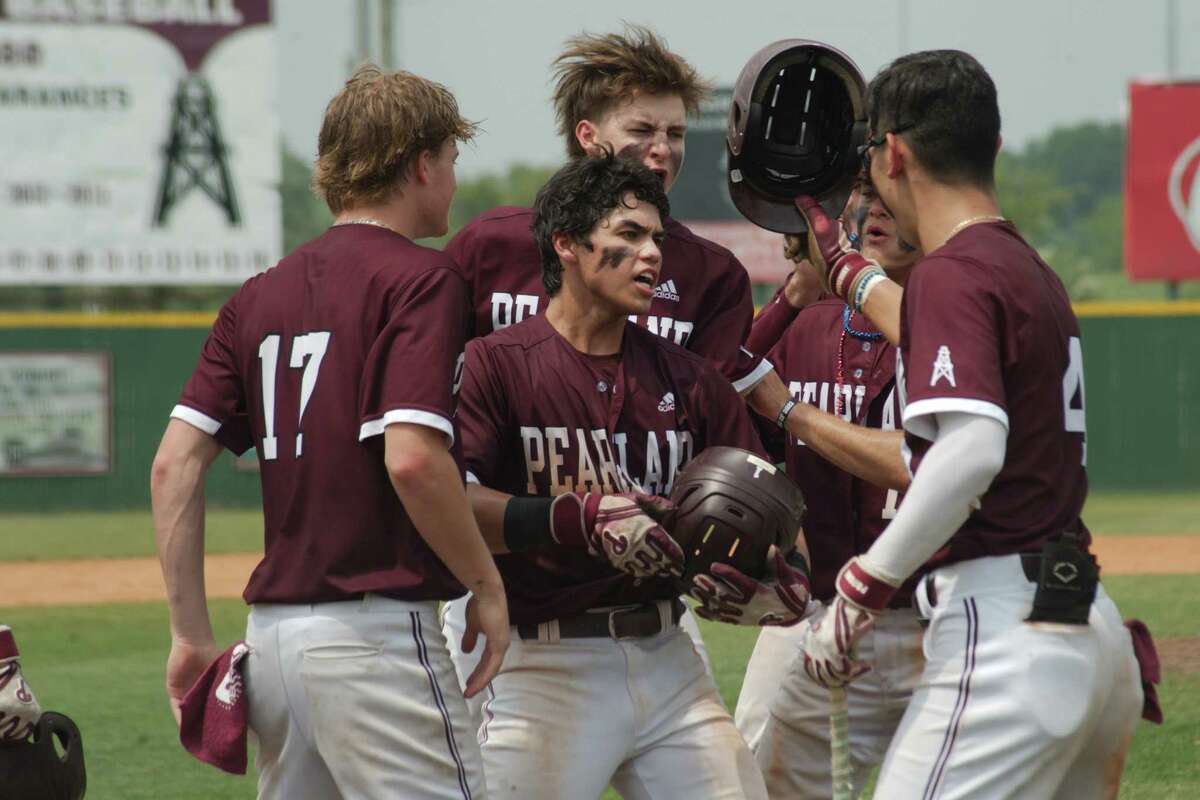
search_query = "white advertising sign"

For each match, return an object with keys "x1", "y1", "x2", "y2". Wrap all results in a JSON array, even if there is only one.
[
  {"x1": 0, "y1": 1, "x2": 278, "y2": 284},
  {"x1": 0, "y1": 352, "x2": 111, "y2": 475}
]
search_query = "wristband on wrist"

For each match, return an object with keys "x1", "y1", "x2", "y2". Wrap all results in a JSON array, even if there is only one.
[
  {"x1": 851, "y1": 269, "x2": 887, "y2": 314},
  {"x1": 776, "y1": 398, "x2": 798, "y2": 430},
  {"x1": 502, "y1": 496, "x2": 555, "y2": 552},
  {"x1": 836, "y1": 557, "x2": 898, "y2": 613},
  {"x1": 828, "y1": 253, "x2": 871, "y2": 301}
]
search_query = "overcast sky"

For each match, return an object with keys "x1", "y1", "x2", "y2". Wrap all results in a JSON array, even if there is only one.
[{"x1": 276, "y1": 0, "x2": 1197, "y2": 177}]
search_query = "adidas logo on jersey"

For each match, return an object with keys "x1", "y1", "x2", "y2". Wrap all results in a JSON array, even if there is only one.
[
  {"x1": 658, "y1": 392, "x2": 676, "y2": 412},
  {"x1": 653, "y1": 280, "x2": 680, "y2": 302}
]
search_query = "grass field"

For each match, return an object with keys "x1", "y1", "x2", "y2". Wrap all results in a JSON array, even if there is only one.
[
  {"x1": 5, "y1": 490, "x2": 1196, "y2": 560},
  {"x1": 2, "y1": 492, "x2": 1197, "y2": 799}
]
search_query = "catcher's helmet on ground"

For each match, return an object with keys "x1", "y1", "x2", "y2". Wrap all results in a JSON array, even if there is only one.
[
  {"x1": 667, "y1": 447, "x2": 805, "y2": 587},
  {"x1": 726, "y1": 39, "x2": 868, "y2": 234},
  {"x1": 0, "y1": 711, "x2": 86, "y2": 800}
]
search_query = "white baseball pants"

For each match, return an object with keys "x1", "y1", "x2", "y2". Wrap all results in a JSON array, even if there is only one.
[
  {"x1": 441, "y1": 596, "x2": 715, "y2": 728},
  {"x1": 877, "y1": 554, "x2": 1142, "y2": 799},
  {"x1": 244, "y1": 595, "x2": 487, "y2": 800},
  {"x1": 735, "y1": 606, "x2": 924, "y2": 798},
  {"x1": 445, "y1": 602, "x2": 766, "y2": 800}
]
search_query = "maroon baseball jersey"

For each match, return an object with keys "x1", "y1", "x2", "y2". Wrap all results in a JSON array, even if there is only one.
[
  {"x1": 765, "y1": 299, "x2": 908, "y2": 601},
  {"x1": 445, "y1": 206, "x2": 771, "y2": 391},
  {"x1": 459, "y1": 313, "x2": 768, "y2": 625},
  {"x1": 172, "y1": 224, "x2": 471, "y2": 605},
  {"x1": 897, "y1": 221, "x2": 1090, "y2": 567}
]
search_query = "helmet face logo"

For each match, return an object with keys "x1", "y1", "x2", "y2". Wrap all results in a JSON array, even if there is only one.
[{"x1": 746, "y1": 453, "x2": 777, "y2": 478}]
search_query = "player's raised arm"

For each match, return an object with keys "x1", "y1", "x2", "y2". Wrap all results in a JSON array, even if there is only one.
[{"x1": 796, "y1": 196, "x2": 903, "y2": 346}]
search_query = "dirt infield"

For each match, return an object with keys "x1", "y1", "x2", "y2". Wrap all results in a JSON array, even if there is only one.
[{"x1": 0, "y1": 535, "x2": 1196, "y2": 608}]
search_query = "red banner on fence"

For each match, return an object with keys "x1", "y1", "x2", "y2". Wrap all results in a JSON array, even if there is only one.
[{"x1": 1125, "y1": 81, "x2": 1200, "y2": 281}]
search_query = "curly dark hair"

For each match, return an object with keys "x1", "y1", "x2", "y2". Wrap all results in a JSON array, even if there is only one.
[{"x1": 532, "y1": 151, "x2": 670, "y2": 295}]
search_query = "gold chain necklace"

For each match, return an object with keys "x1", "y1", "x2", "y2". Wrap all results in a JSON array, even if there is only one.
[{"x1": 945, "y1": 214, "x2": 1006, "y2": 243}]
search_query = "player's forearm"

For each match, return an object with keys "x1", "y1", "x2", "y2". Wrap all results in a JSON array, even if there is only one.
[
  {"x1": 858, "y1": 278, "x2": 902, "y2": 346},
  {"x1": 151, "y1": 422, "x2": 220, "y2": 645},
  {"x1": 466, "y1": 482, "x2": 514, "y2": 554},
  {"x1": 745, "y1": 290, "x2": 799, "y2": 356},
  {"x1": 745, "y1": 369, "x2": 791, "y2": 424},
  {"x1": 862, "y1": 413, "x2": 1006, "y2": 584},
  {"x1": 385, "y1": 426, "x2": 504, "y2": 596},
  {"x1": 786, "y1": 403, "x2": 909, "y2": 491}
]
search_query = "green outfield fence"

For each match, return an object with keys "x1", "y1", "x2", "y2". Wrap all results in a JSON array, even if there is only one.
[{"x1": 0, "y1": 302, "x2": 1198, "y2": 512}]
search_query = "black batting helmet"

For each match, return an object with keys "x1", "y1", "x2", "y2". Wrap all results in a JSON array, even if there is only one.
[
  {"x1": 0, "y1": 712, "x2": 86, "y2": 800},
  {"x1": 667, "y1": 447, "x2": 806, "y2": 587},
  {"x1": 726, "y1": 40, "x2": 868, "y2": 234}
]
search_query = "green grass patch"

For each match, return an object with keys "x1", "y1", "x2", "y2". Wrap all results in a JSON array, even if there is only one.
[
  {"x1": 1084, "y1": 492, "x2": 1200, "y2": 536},
  {"x1": 1, "y1": 490, "x2": 1195, "y2": 564},
  {"x1": 3, "y1": 599, "x2": 256, "y2": 800},
  {"x1": 8, "y1": 579, "x2": 1192, "y2": 800},
  {"x1": 0, "y1": 509, "x2": 263, "y2": 561},
  {"x1": 1105, "y1": 575, "x2": 1200, "y2": 638}
]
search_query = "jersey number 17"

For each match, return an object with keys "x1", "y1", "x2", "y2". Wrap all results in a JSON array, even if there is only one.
[{"x1": 257, "y1": 332, "x2": 332, "y2": 461}]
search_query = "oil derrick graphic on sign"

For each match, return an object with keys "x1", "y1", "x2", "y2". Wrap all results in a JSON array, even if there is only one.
[
  {"x1": 154, "y1": 74, "x2": 239, "y2": 226},
  {"x1": 129, "y1": 1, "x2": 271, "y2": 227}
]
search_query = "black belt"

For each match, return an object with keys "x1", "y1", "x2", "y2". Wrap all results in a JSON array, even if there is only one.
[
  {"x1": 919, "y1": 554, "x2": 1039, "y2": 611},
  {"x1": 517, "y1": 599, "x2": 685, "y2": 641}
]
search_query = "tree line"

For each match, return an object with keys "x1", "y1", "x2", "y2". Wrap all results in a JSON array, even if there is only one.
[{"x1": 0, "y1": 121, "x2": 1140, "y2": 311}]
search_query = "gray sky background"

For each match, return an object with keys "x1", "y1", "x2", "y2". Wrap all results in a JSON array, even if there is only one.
[{"x1": 276, "y1": 0, "x2": 1197, "y2": 177}]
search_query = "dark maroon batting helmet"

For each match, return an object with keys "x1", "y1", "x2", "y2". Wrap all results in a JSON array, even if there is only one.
[
  {"x1": 667, "y1": 447, "x2": 806, "y2": 587},
  {"x1": 726, "y1": 40, "x2": 868, "y2": 234},
  {"x1": 0, "y1": 712, "x2": 86, "y2": 800}
]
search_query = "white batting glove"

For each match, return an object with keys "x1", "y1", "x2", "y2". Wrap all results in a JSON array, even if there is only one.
[
  {"x1": 0, "y1": 626, "x2": 40, "y2": 743},
  {"x1": 551, "y1": 492, "x2": 685, "y2": 579},
  {"x1": 691, "y1": 546, "x2": 814, "y2": 626},
  {"x1": 800, "y1": 557, "x2": 899, "y2": 688}
]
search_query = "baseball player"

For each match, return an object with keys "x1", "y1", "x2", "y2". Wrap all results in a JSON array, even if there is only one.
[
  {"x1": 443, "y1": 23, "x2": 772, "y2": 696},
  {"x1": 453, "y1": 152, "x2": 809, "y2": 800},
  {"x1": 784, "y1": 50, "x2": 1143, "y2": 798},
  {"x1": 151, "y1": 66, "x2": 507, "y2": 799},
  {"x1": 0, "y1": 625, "x2": 40, "y2": 743},
  {"x1": 730, "y1": 186, "x2": 927, "y2": 799},
  {"x1": 445, "y1": 24, "x2": 771, "y2": 389}
]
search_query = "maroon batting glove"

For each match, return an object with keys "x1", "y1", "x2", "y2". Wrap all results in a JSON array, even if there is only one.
[
  {"x1": 795, "y1": 196, "x2": 886, "y2": 307},
  {"x1": 548, "y1": 491, "x2": 599, "y2": 550},
  {"x1": 550, "y1": 492, "x2": 684, "y2": 579},
  {"x1": 692, "y1": 546, "x2": 813, "y2": 626},
  {"x1": 800, "y1": 556, "x2": 899, "y2": 688}
]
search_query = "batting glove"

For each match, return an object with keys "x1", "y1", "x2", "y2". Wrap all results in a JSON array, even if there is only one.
[
  {"x1": 0, "y1": 626, "x2": 40, "y2": 743},
  {"x1": 795, "y1": 196, "x2": 887, "y2": 311},
  {"x1": 691, "y1": 546, "x2": 814, "y2": 626},
  {"x1": 800, "y1": 556, "x2": 898, "y2": 688},
  {"x1": 550, "y1": 492, "x2": 685, "y2": 580}
]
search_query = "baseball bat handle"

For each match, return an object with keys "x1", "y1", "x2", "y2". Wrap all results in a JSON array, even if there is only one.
[{"x1": 830, "y1": 685, "x2": 852, "y2": 800}]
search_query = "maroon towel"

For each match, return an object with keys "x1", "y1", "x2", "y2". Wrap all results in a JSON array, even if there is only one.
[
  {"x1": 179, "y1": 642, "x2": 250, "y2": 774},
  {"x1": 1124, "y1": 619, "x2": 1163, "y2": 724}
]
